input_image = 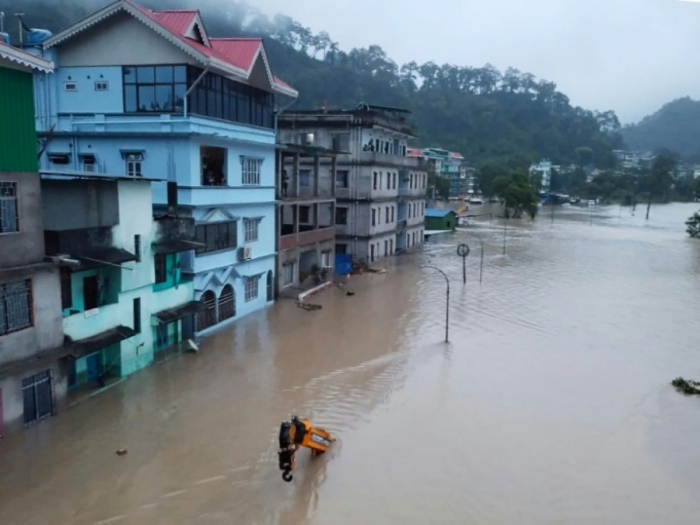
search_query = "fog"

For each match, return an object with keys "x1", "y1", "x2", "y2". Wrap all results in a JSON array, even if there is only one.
[{"x1": 249, "y1": 0, "x2": 700, "y2": 124}]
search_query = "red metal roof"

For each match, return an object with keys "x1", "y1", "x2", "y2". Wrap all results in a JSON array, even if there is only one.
[
  {"x1": 449, "y1": 152, "x2": 464, "y2": 159},
  {"x1": 407, "y1": 148, "x2": 424, "y2": 157},
  {"x1": 127, "y1": 1, "x2": 293, "y2": 91},
  {"x1": 210, "y1": 39, "x2": 262, "y2": 71}
]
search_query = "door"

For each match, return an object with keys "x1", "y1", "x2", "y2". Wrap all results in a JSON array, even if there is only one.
[
  {"x1": 22, "y1": 371, "x2": 53, "y2": 424},
  {"x1": 86, "y1": 353, "x2": 103, "y2": 381},
  {"x1": 83, "y1": 276, "x2": 98, "y2": 310}
]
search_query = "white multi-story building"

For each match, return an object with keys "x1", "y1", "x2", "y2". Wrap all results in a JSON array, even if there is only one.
[
  {"x1": 279, "y1": 105, "x2": 427, "y2": 262},
  {"x1": 529, "y1": 160, "x2": 553, "y2": 192}
]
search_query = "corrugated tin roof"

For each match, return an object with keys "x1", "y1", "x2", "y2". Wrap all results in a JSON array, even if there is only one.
[
  {"x1": 425, "y1": 208, "x2": 456, "y2": 218},
  {"x1": 449, "y1": 152, "x2": 464, "y2": 159},
  {"x1": 407, "y1": 148, "x2": 423, "y2": 157},
  {"x1": 210, "y1": 38, "x2": 262, "y2": 71}
]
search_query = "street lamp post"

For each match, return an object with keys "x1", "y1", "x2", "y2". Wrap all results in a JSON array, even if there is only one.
[
  {"x1": 422, "y1": 265, "x2": 450, "y2": 343},
  {"x1": 457, "y1": 244, "x2": 470, "y2": 285}
]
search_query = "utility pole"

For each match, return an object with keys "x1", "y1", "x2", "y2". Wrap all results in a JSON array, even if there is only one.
[
  {"x1": 422, "y1": 265, "x2": 450, "y2": 343},
  {"x1": 503, "y1": 218, "x2": 508, "y2": 256},
  {"x1": 1, "y1": 12, "x2": 5, "y2": 35},
  {"x1": 14, "y1": 13, "x2": 24, "y2": 46}
]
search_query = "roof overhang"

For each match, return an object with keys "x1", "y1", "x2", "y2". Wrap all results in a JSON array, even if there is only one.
[{"x1": 0, "y1": 42, "x2": 54, "y2": 73}]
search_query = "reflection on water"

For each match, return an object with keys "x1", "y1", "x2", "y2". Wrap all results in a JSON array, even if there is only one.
[{"x1": 1, "y1": 203, "x2": 700, "y2": 524}]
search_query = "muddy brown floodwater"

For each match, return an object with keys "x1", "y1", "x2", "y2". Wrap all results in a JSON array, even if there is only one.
[{"x1": 2, "y1": 203, "x2": 700, "y2": 524}]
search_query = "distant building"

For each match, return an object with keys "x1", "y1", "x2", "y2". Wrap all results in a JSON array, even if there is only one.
[
  {"x1": 31, "y1": 0, "x2": 296, "y2": 334},
  {"x1": 278, "y1": 104, "x2": 427, "y2": 263},
  {"x1": 529, "y1": 160, "x2": 553, "y2": 192},
  {"x1": 425, "y1": 208, "x2": 457, "y2": 231},
  {"x1": 421, "y1": 148, "x2": 470, "y2": 199},
  {"x1": 0, "y1": 42, "x2": 63, "y2": 435}
]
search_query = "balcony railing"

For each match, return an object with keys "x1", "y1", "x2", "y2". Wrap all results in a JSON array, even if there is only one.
[
  {"x1": 359, "y1": 152, "x2": 422, "y2": 167},
  {"x1": 63, "y1": 303, "x2": 122, "y2": 342}
]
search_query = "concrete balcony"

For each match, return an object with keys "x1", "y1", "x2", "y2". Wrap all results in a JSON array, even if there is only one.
[
  {"x1": 178, "y1": 186, "x2": 275, "y2": 207},
  {"x1": 63, "y1": 303, "x2": 122, "y2": 342},
  {"x1": 359, "y1": 152, "x2": 422, "y2": 168},
  {"x1": 280, "y1": 227, "x2": 335, "y2": 251}
]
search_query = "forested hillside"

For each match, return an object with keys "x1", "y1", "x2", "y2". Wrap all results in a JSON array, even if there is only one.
[
  {"x1": 621, "y1": 97, "x2": 700, "y2": 161},
  {"x1": 6, "y1": 0, "x2": 623, "y2": 167}
]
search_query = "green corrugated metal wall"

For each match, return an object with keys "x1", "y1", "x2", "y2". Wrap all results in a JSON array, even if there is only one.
[{"x1": 0, "y1": 67, "x2": 38, "y2": 172}]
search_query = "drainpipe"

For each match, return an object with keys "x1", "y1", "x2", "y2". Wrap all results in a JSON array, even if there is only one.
[{"x1": 183, "y1": 66, "x2": 210, "y2": 119}]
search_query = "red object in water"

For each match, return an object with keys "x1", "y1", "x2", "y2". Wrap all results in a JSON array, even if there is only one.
[{"x1": 116, "y1": 449, "x2": 128, "y2": 456}]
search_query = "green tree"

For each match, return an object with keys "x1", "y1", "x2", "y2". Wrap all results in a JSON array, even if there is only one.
[
  {"x1": 643, "y1": 154, "x2": 676, "y2": 219},
  {"x1": 493, "y1": 170, "x2": 538, "y2": 219}
]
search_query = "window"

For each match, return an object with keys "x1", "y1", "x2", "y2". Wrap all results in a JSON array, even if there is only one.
[
  {"x1": 60, "y1": 267, "x2": 72, "y2": 310},
  {"x1": 197, "y1": 290, "x2": 217, "y2": 331},
  {"x1": 410, "y1": 174, "x2": 414, "y2": 189},
  {"x1": 0, "y1": 280, "x2": 32, "y2": 336},
  {"x1": 245, "y1": 276, "x2": 259, "y2": 302},
  {"x1": 321, "y1": 251, "x2": 332, "y2": 268},
  {"x1": 299, "y1": 206, "x2": 310, "y2": 223},
  {"x1": 155, "y1": 253, "x2": 167, "y2": 284},
  {"x1": 373, "y1": 172, "x2": 378, "y2": 190},
  {"x1": 332, "y1": 133, "x2": 350, "y2": 152},
  {"x1": 125, "y1": 153, "x2": 143, "y2": 177},
  {"x1": 80, "y1": 154, "x2": 96, "y2": 173},
  {"x1": 393, "y1": 172, "x2": 397, "y2": 189},
  {"x1": 244, "y1": 218, "x2": 261, "y2": 243},
  {"x1": 267, "y1": 271, "x2": 273, "y2": 302},
  {"x1": 391, "y1": 206, "x2": 395, "y2": 222},
  {"x1": 299, "y1": 169, "x2": 311, "y2": 187},
  {"x1": 94, "y1": 81, "x2": 109, "y2": 92},
  {"x1": 372, "y1": 208, "x2": 376, "y2": 227},
  {"x1": 186, "y1": 67, "x2": 274, "y2": 128},
  {"x1": 242, "y1": 157, "x2": 262, "y2": 185},
  {"x1": 336, "y1": 244, "x2": 347, "y2": 254},
  {"x1": 133, "y1": 298, "x2": 141, "y2": 334},
  {"x1": 64, "y1": 82, "x2": 77, "y2": 92},
  {"x1": 385, "y1": 207, "x2": 390, "y2": 223},
  {"x1": 134, "y1": 235, "x2": 141, "y2": 263},
  {"x1": 123, "y1": 65, "x2": 186, "y2": 113},
  {"x1": 408, "y1": 205, "x2": 412, "y2": 219},
  {"x1": 335, "y1": 207, "x2": 348, "y2": 225},
  {"x1": 336, "y1": 170, "x2": 349, "y2": 188},
  {"x1": 83, "y1": 276, "x2": 98, "y2": 311},
  {"x1": 201, "y1": 146, "x2": 227, "y2": 186},
  {"x1": 384, "y1": 240, "x2": 388, "y2": 256},
  {"x1": 0, "y1": 183, "x2": 19, "y2": 234},
  {"x1": 370, "y1": 244, "x2": 375, "y2": 262},
  {"x1": 283, "y1": 262, "x2": 295, "y2": 286},
  {"x1": 387, "y1": 173, "x2": 392, "y2": 190},
  {"x1": 219, "y1": 285, "x2": 235, "y2": 321},
  {"x1": 390, "y1": 239, "x2": 394, "y2": 254},
  {"x1": 195, "y1": 221, "x2": 238, "y2": 254}
]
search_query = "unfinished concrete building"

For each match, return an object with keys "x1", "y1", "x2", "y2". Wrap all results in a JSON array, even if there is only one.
[
  {"x1": 275, "y1": 145, "x2": 337, "y2": 297},
  {"x1": 278, "y1": 105, "x2": 427, "y2": 263}
]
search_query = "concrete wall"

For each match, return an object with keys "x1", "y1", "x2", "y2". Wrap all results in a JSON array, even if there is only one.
[
  {"x1": 57, "y1": 12, "x2": 198, "y2": 68},
  {"x1": 0, "y1": 172, "x2": 45, "y2": 268},
  {"x1": 55, "y1": 66, "x2": 125, "y2": 114},
  {"x1": 0, "y1": 266, "x2": 63, "y2": 367},
  {"x1": 42, "y1": 179, "x2": 120, "y2": 230}
]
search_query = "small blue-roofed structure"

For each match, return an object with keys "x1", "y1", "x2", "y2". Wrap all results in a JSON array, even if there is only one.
[{"x1": 425, "y1": 208, "x2": 457, "y2": 231}]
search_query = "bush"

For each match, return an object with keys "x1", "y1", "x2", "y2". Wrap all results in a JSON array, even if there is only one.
[{"x1": 686, "y1": 211, "x2": 700, "y2": 238}]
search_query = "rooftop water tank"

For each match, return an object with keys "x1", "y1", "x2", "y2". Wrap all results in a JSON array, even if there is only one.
[
  {"x1": 0, "y1": 32, "x2": 9, "y2": 45},
  {"x1": 27, "y1": 29, "x2": 52, "y2": 46}
]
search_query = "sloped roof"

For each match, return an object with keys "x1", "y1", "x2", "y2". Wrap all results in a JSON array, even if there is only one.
[
  {"x1": 407, "y1": 148, "x2": 424, "y2": 157},
  {"x1": 425, "y1": 208, "x2": 456, "y2": 218},
  {"x1": 44, "y1": 0, "x2": 296, "y2": 97},
  {"x1": 0, "y1": 41, "x2": 54, "y2": 73},
  {"x1": 449, "y1": 152, "x2": 465, "y2": 160}
]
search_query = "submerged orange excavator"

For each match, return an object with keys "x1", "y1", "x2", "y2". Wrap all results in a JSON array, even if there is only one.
[{"x1": 278, "y1": 416, "x2": 335, "y2": 482}]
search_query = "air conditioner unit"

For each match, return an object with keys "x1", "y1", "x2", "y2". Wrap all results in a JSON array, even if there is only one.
[{"x1": 238, "y1": 246, "x2": 252, "y2": 261}]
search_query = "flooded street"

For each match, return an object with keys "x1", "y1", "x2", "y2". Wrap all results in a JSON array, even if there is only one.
[{"x1": 2, "y1": 203, "x2": 700, "y2": 524}]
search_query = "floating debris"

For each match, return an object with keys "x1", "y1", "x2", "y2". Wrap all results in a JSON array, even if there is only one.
[
  {"x1": 116, "y1": 449, "x2": 128, "y2": 456},
  {"x1": 671, "y1": 377, "x2": 700, "y2": 396},
  {"x1": 297, "y1": 302, "x2": 322, "y2": 312}
]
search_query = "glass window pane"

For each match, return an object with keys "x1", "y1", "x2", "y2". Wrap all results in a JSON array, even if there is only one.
[
  {"x1": 174, "y1": 65, "x2": 187, "y2": 83},
  {"x1": 155, "y1": 85, "x2": 173, "y2": 112},
  {"x1": 155, "y1": 65, "x2": 173, "y2": 83},
  {"x1": 124, "y1": 66, "x2": 136, "y2": 84},
  {"x1": 174, "y1": 84, "x2": 186, "y2": 112},
  {"x1": 138, "y1": 85, "x2": 156, "y2": 112},
  {"x1": 125, "y1": 85, "x2": 137, "y2": 112},
  {"x1": 137, "y1": 66, "x2": 155, "y2": 83}
]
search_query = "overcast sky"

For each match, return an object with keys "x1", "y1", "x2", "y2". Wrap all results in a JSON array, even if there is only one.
[{"x1": 250, "y1": 0, "x2": 700, "y2": 124}]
